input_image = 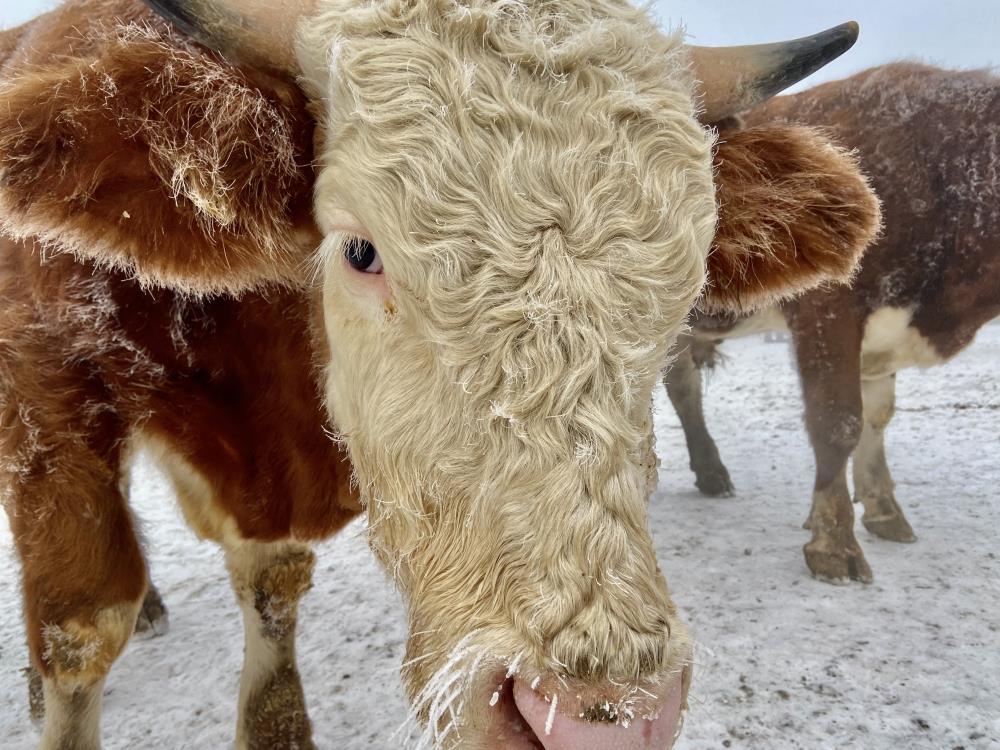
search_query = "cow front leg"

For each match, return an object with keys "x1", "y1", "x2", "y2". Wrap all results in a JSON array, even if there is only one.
[
  {"x1": 9, "y1": 475, "x2": 147, "y2": 750},
  {"x1": 35, "y1": 602, "x2": 140, "y2": 750},
  {"x1": 664, "y1": 333, "x2": 734, "y2": 496},
  {"x1": 24, "y1": 578, "x2": 168, "y2": 725},
  {"x1": 853, "y1": 374, "x2": 916, "y2": 542},
  {"x1": 788, "y1": 298, "x2": 872, "y2": 583},
  {"x1": 224, "y1": 540, "x2": 317, "y2": 750}
]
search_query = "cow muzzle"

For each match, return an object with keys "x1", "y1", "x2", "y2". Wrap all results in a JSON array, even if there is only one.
[{"x1": 487, "y1": 670, "x2": 688, "y2": 750}]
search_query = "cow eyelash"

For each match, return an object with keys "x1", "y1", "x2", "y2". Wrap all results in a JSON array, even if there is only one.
[{"x1": 343, "y1": 236, "x2": 383, "y2": 274}]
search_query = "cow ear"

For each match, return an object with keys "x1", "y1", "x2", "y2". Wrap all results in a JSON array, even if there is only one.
[
  {"x1": 701, "y1": 125, "x2": 881, "y2": 313},
  {"x1": 0, "y1": 16, "x2": 316, "y2": 295}
]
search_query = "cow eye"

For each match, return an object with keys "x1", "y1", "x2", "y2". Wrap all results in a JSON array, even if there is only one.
[{"x1": 344, "y1": 237, "x2": 383, "y2": 274}]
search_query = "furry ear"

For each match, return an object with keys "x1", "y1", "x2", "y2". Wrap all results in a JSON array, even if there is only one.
[
  {"x1": 0, "y1": 12, "x2": 316, "y2": 295},
  {"x1": 702, "y1": 124, "x2": 881, "y2": 313}
]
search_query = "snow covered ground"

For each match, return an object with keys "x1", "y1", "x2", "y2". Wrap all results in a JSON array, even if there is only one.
[{"x1": 2, "y1": 323, "x2": 998, "y2": 749}]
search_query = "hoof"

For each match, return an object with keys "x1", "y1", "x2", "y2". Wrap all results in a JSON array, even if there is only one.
[
  {"x1": 134, "y1": 584, "x2": 170, "y2": 638},
  {"x1": 863, "y1": 513, "x2": 916, "y2": 543},
  {"x1": 694, "y1": 466, "x2": 734, "y2": 497},
  {"x1": 804, "y1": 541, "x2": 873, "y2": 584}
]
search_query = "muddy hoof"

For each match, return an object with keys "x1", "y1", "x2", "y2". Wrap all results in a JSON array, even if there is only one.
[
  {"x1": 804, "y1": 541, "x2": 873, "y2": 584},
  {"x1": 694, "y1": 465, "x2": 734, "y2": 497},
  {"x1": 134, "y1": 584, "x2": 170, "y2": 638},
  {"x1": 25, "y1": 664, "x2": 44, "y2": 725},
  {"x1": 863, "y1": 513, "x2": 916, "y2": 543}
]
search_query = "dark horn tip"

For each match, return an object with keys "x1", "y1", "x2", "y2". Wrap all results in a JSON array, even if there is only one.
[
  {"x1": 843, "y1": 21, "x2": 861, "y2": 45},
  {"x1": 758, "y1": 20, "x2": 862, "y2": 99},
  {"x1": 824, "y1": 21, "x2": 861, "y2": 56},
  {"x1": 141, "y1": 0, "x2": 206, "y2": 42}
]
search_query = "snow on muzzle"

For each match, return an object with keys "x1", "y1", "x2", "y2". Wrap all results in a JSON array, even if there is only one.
[{"x1": 491, "y1": 671, "x2": 688, "y2": 750}]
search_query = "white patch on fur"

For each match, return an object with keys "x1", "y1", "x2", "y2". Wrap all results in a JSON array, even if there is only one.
[
  {"x1": 860, "y1": 307, "x2": 944, "y2": 378},
  {"x1": 38, "y1": 676, "x2": 104, "y2": 750},
  {"x1": 853, "y1": 375, "x2": 897, "y2": 509},
  {"x1": 142, "y1": 437, "x2": 242, "y2": 546},
  {"x1": 234, "y1": 588, "x2": 282, "y2": 747},
  {"x1": 223, "y1": 540, "x2": 314, "y2": 748},
  {"x1": 717, "y1": 306, "x2": 788, "y2": 340},
  {"x1": 36, "y1": 602, "x2": 141, "y2": 748}
]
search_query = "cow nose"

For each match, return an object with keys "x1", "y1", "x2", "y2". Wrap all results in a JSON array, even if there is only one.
[{"x1": 510, "y1": 673, "x2": 686, "y2": 750}]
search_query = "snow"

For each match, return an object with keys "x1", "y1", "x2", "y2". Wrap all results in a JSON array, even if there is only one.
[{"x1": 2, "y1": 323, "x2": 999, "y2": 749}]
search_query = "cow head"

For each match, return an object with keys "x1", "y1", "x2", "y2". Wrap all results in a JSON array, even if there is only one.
[
  {"x1": 143, "y1": 2, "x2": 874, "y2": 748},
  {"x1": 0, "y1": 1, "x2": 877, "y2": 746}
]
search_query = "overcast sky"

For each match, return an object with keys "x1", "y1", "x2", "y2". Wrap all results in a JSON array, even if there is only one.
[{"x1": 3, "y1": 0, "x2": 999, "y2": 89}]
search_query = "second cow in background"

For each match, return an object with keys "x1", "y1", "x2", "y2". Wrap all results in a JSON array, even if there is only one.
[{"x1": 667, "y1": 63, "x2": 1000, "y2": 583}]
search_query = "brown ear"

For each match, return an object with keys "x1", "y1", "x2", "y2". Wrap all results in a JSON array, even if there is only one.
[
  {"x1": 0, "y1": 12, "x2": 315, "y2": 295},
  {"x1": 702, "y1": 125, "x2": 881, "y2": 313}
]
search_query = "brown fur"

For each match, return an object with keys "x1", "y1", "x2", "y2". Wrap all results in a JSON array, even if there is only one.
[
  {"x1": 705, "y1": 125, "x2": 881, "y2": 313},
  {"x1": 0, "y1": 0, "x2": 316, "y2": 294},
  {"x1": 667, "y1": 63, "x2": 1000, "y2": 581},
  {"x1": 747, "y1": 63, "x2": 1000, "y2": 356},
  {"x1": 0, "y1": 0, "x2": 359, "y2": 706}
]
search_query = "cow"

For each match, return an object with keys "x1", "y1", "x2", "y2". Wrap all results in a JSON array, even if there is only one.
[
  {"x1": 0, "y1": 1, "x2": 880, "y2": 748},
  {"x1": 664, "y1": 63, "x2": 1000, "y2": 584}
]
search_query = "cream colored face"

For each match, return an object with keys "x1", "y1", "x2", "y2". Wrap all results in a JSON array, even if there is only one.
[{"x1": 301, "y1": 0, "x2": 717, "y2": 742}]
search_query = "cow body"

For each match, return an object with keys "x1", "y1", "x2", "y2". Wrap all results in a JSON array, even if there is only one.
[
  {"x1": 666, "y1": 63, "x2": 1000, "y2": 581},
  {"x1": 0, "y1": 244, "x2": 361, "y2": 750},
  {"x1": 0, "y1": 7, "x2": 358, "y2": 747},
  {"x1": 0, "y1": 1, "x2": 878, "y2": 748}
]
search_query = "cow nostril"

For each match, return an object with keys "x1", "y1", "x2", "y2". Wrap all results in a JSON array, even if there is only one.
[
  {"x1": 578, "y1": 702, "x2": 620, "y2": 724},
  {"x1": 491, "y1": 677, "x2": 545, "y2": 749}
]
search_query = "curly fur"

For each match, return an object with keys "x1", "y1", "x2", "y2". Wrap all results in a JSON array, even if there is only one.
[{"x1": 298, "y1": 2, "x2": 714, "y2": 743}]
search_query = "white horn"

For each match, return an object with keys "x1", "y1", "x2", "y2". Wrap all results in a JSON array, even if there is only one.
[{"x1": 690, "y1": 22, "x2": 860, "y2": 123}]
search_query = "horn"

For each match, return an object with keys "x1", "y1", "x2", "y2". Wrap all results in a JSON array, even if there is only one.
[
  {"x1": 141, "y1": 0, "x2": 314, "y2": 72},
  {"x1": 690, "y1": 22, "x2": 859, "y2": 123}
]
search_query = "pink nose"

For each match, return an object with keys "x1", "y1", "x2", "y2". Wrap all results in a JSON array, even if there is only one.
[{"x1": 511, "y1": 674, "x2": 685, "y2": 750}]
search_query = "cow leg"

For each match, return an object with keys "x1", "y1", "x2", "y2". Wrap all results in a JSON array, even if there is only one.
[
  {"x1": 854, "y1": 374, "x2": 916, "y2": 542},
  {"x1": 26, "y1": 564, "x2": 167, "y2": 723},
  {"x1": 26, "y1": 663, "x2": 45, "y2": 724},
  {"x1": 225, "y1": 539, "x2": 317, "y2": 750},
  {"x1": 790, "y1": 302, "x2": 872, "y2": 583},
  {"x1": 8, "y1": 462, "x2": 147, "y2": 749},
  {"x1": 33, "y1": 590, "x2": 144, "y2": 750},
  {"x1": 25, "y1": 582, "x2": 168, "y2": 723},
  {"x1": 664, "y1": 334, "x2": 734, "y2": 496}
]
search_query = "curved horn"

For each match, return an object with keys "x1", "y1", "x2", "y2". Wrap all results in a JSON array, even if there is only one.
[
  {"x1": 141, "y1": 0, "x2": 314, "y2": 72},
  {"x1": 690, "y1": 22, "x2": 860, "y2": 123}
]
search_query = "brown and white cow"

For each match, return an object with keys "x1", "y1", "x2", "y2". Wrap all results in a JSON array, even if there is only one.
[
  {"x1": 0, "y1": 1, "x2": 879, "y2": 748},
  {"x1": 665, "y1": 63, "x2": 1000, "y2": 583}
]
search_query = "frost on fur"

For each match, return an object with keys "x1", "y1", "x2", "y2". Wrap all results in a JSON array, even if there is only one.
[{"x1": 0, "y1": 15, "x2": 316, "y2": 295}]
